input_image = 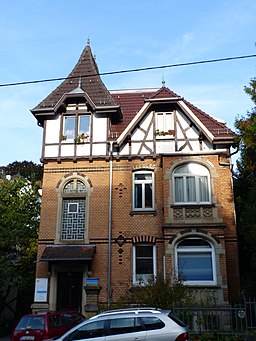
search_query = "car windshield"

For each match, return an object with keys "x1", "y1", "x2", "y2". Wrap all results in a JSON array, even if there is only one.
[{"x1": 15, "y1": 316, "x2": 45, "y2": 330}]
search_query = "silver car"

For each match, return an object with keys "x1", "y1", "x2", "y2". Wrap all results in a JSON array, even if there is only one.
[{"x1": 51, "y1": 307, "x2": 190, "y2": 341}]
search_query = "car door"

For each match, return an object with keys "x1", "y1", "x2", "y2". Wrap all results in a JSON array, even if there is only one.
[
  {"x1": 63, "y1": 319, "x2": 106, "y2": 341},
  {"x1": 105, "y1": 317, "x2": 146, "y2": 341}
]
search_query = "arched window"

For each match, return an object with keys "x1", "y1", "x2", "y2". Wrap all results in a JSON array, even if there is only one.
[
  {"x1": 61, "y1": 179, "x2": 87, "y2": 240},
  {"x1": 173, "y1": 163, "x2": 210, "y2": 204},
  {"x1": 176, "y1": 237, "x2": 216, "y2": 285}
]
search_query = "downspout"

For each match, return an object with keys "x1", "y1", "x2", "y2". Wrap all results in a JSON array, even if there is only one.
[{"x1": 107, "y1": 142, "x2": 113, "y2": 308}]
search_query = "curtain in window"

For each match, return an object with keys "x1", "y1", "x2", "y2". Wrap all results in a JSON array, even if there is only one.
[
  {"x1": 186, "y1": 176, "x2": 196, "y2": 202},
  {"x1": 178, "y1": 251, "x2": 213, "y2": 281},
  {"x1": 199, "y1": 176, "x2": 209, "y2": 202},
  {"x1": 174, "y1": 177, "x2": 184, "y2": 202}
]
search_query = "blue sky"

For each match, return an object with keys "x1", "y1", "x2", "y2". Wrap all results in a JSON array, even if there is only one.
[{"x1": 0, "y1": 0, "x2": 255, "y2": 166}]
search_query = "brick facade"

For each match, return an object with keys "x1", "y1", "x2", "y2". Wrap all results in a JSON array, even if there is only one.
[{"x1": 32, "y1": 42, "x2": 240, "y2": 314}]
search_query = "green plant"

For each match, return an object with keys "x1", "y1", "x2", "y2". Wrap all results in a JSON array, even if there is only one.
[
  {"x1": 74, "y1": 133, "x2": 89, "y2": 144},
  {"x1": 121, "y1": 276, "x2": 195, "y2": 309}
]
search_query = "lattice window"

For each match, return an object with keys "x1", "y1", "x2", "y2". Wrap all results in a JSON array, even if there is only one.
[{"x1": 61, "y1": 179, "x2": 87, "y2": 240}]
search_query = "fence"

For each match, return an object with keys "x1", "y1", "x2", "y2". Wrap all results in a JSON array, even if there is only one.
[{"x1": 171, "y1": 298, "x2": 256, "y2": 339}]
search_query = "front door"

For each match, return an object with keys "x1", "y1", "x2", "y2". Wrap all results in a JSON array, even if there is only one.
[{"x1": 57, "y1": 272, "x2": 83, "y2": 311}]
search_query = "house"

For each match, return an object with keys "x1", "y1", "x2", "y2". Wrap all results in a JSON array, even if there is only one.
[{"x1": 31, "y1": 41, "x2": 240, "y2": 314}]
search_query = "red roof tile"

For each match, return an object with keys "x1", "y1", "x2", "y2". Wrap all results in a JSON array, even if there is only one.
[
  {"x1": 40, "y1": 245, "x2": 95, "y2": 261},
  {"x1": 110, "y1": 88, "x2": 235, "y2": 140}
]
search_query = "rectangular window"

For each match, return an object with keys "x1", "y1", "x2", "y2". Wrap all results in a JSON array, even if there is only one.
[
  {"x1": 79, "y1": 116, "x2": 90, "y2": 137},
  {"x1": 62, "y1": 198, "x2": 85, "y2": 240},
  {"x1": 156, "y1": 112, "x2": 173, "y2": 132},
  {"x1": 63, "y1": 115, "x2": 90, "y2": 141},
  {"x1": 63, "y1": 116, "x2": 76, "y2": 140},
  {"x1": 178, "y1": 252, "x2": 213, "y2": 281},
  {"x1": 68, "y1": 202, "x2": 79, "y2": 214},
  {"x1": 133, "y1": 171, "x2": 154, "y2": 210},
  {"x1": 133, "y1": 245, "x2": 156, "y2": 285},
  {"x1": 199, "y1": 176, "x2": 210, "y2": 202}
]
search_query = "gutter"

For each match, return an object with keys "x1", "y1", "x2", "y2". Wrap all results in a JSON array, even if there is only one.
[{"x1": 107, "y1": 141, "x2": 113, "y2": 308}]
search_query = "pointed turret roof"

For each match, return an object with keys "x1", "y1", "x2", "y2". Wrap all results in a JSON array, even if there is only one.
[{"x1": 32, "y1": 42, "x2": 118, "y2": 112}]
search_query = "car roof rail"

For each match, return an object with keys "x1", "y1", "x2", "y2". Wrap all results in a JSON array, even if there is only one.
[{"x1": 90, "y1": 307, "x2": 161, "y2": 319}]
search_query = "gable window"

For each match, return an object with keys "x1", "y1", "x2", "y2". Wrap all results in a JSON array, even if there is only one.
[
  {"x1": 63, "y1": 115, "x2": 90, "y2": 141},
  {"x1": 62, "y1": 179, "x2": 86, "y2": 240},
  {"x1": 133, "y1": 171, "x2": 154, "y2": 210},
  {"x1": 173, "y1": 163, "x2": 210, "y2": 204},
  {"x1": 133, "y1": 244, "x2": 156, "y2": 285},
  {"x1": 155, "y1": 112, "x2": 174, "y2": 135},
  {"x1": 176, "y1": 238, "x2": 216, "y2": 285}
]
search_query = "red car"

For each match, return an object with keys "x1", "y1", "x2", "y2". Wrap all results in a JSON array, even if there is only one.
[{"x1": 11, "y1": 311, "x2": 85, "y2": 341}]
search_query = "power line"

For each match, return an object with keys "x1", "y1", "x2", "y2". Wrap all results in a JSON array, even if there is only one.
[{"x1": 0, "y1": 54, "x2": 255, "y2": 88}]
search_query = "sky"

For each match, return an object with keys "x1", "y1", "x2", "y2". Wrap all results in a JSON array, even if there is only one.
[{"x1": 0, "y1": 0, "x2": 255, "y2": 166}]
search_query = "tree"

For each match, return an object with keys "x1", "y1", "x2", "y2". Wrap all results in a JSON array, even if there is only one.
[
  {"x1": 0, "y1": 160, "x2": 43, "y2": 182},
  {"x1": 0, "y1": 177, "x2": 40, "y2": 329},
  {"x1": 234, "y1": 77, "x2": 256, "y2": 296}
]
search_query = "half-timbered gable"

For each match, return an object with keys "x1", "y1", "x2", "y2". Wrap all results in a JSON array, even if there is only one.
[{"x1": 31, "y1": 42, "x2": 240, "y2": 315}]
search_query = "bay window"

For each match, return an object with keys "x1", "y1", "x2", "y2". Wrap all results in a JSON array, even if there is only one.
[{"x1": 63, "y1": 114, "x2": 90, "y2": 141}]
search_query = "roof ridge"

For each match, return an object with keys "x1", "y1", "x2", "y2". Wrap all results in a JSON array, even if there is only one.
[{"x1": 150, "y1": 86, "x2": 179, "y2": 99}]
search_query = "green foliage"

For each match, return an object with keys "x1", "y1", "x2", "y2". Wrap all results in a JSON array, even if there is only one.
[
  {"x1": 234, "y1": 76, "x2": 256, "y2": 295},
  {"x1": 0, "y1": 160, "x2": 43, "y2": 182},
  {"x1": 235, "y1": 78, "x2": 256, "y2": 176},
  {"x1": 0, "y1": 177, "x2": 40, "y2": 317},
  {"x1": 122, "y1": 277, "x2": 195, "y2": 309}
]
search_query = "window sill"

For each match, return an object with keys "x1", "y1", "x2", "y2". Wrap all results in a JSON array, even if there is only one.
[
  {"x1": 171, "y1": 203, "x2": 213, "y2": 207},
  {"x1": 183, "y1": 283, "x2": 220, "y2": 288},
  {"x1": 129, "y1": 210, "x2": 157, "y2": 216}
]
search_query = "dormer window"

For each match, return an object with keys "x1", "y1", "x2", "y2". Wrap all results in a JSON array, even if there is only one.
[
  {"x1": 155, "y1": 112, "x2": 174, "y2": 137},
  {"x1": 63, "y1": 114, "x2": 90, "y2": 141}
]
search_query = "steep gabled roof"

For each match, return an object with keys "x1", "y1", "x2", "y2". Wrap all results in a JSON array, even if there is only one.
[
  {"x1": 111, "y1": 87, "x2": 235, "y2": 143},
  {"x1": 32, "y1": 42, "x2": 118, "y2": 112}
]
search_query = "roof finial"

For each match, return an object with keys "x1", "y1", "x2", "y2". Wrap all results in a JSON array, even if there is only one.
[
  {"x1": 78, "y1": 76, "x2": 82, "y2": 88},
  {"x1": 87, "y1": 37, "x2": 90, "y2": 46},
  {"x1": 162, "y1": 76, "x2": 166, "y2": 88}
]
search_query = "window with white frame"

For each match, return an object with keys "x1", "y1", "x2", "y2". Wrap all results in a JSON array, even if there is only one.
[
  {"x1": 133, "y1": 244, "x2": 156, "y2": 285},
  {"x1": 133, "y1": 171, "x2": 154, "y2": 210},
  {"x1": 176, "y1": 237, "x2": 216, "y2": 285},
  {"x1": 62, "y1": 179, "x2": 86, "y2": 240},
  {"x1": 173, "y1": 163, "x2": 210, "y2": 204},
  {"x1": 63, "y1": 115, "x2": 90, "y2": 141},
  {"x1": 155, "y1": 112, "x2": 174, "y2": 134}
]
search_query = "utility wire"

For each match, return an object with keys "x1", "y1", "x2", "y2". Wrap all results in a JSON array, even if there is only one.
[{"x1": 0, "y1": 54, "x2": 255, "y2": 88}]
